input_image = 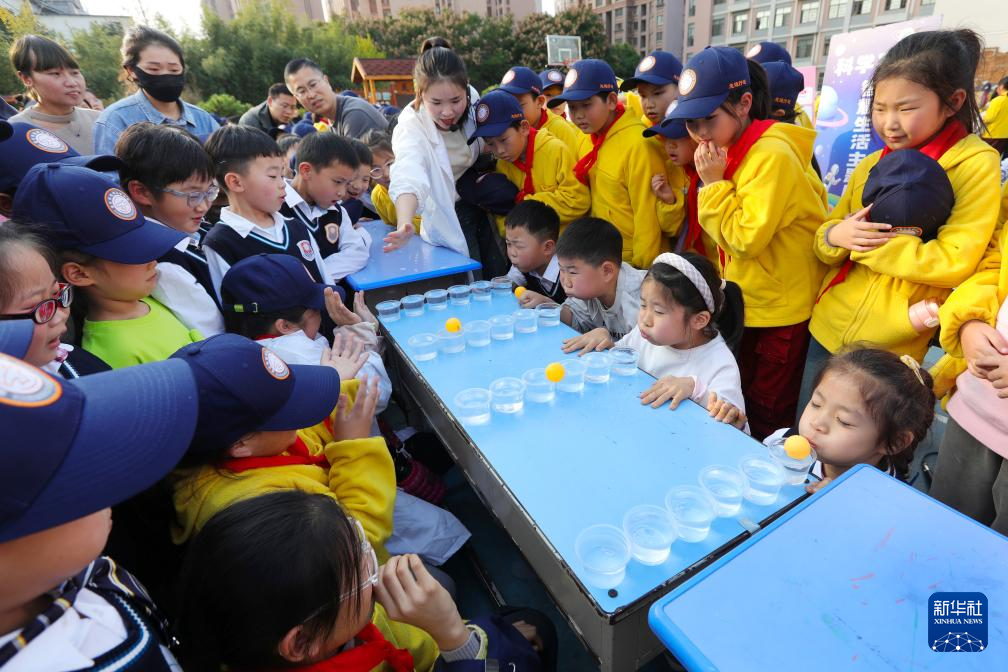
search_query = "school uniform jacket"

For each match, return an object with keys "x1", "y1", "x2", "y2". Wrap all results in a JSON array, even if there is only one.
[
  {"x1": 280, "y1": 182, "x2": 368, "y2": 280},
  {"x1": 537, "y1": 108, "x2": 584, "y2": 156},
  {"x1": 811, "y1": 134, "x2": 1001, "y2": 361},
  {"x1": 153, "y1": 222, "x2": 225, "y2": 337},
  {"x1": 496, "y1": 128, "x2": 590, "y2": 226}
]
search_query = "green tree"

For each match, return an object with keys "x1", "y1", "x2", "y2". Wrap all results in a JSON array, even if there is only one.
[
  {"x1": 605, "y1": 42, "x2": 644, "y2": 80},
  {"x1": 68, "y1": 22, "x2": 126, "y2": 103},
  {"x1": 201, "y1": 92, "x2": 250, "y2": 117},
  {"x1": 0, "y1": 1, "x2": 50, "y2": 99},
  {"x1": 510, "y1": 7, "x2": 607, "y2": 72}
]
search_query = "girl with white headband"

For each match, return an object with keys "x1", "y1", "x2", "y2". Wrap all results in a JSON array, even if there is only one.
[{"x1": 619, "y1": 252, "x2": 747, "y2": 430}]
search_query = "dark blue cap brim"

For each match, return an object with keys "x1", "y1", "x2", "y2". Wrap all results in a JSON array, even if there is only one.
[
  {"x1": 302, "y1": 283, "x2": 343, "y2": 312},
  {"x1": 666, "y1": 91, "x2": 730, "y2": 120},
  {"x1": 643, "y1": 124, "x2": 687, "y2": 139},
  {"x1": 259, "y1": 363, "x2": 341, "y2": 432},
  {"x1": 79, "y1": 218, "x2": 186, "y2": 264},
  {"x1": 471, "y1": 121, "x2": 516, "y2": 139},
  {"x1": 0, "y1": 319, "x2": 35, "y2": 359},
  {"x1": 620, "y1": 74, "x2": 678, "y2": 91},
  {"x1": 546, "y1": 88, "x2": 602, "y2": 107},
  {"x1": 0, "y1": 359, "x2": 197, "y2": 543},
  {"x1": 60, "y1": 155, "x2": 124, "y2": 172},
  {"x1": 0, "y1": 121, "x2": 11, "y2": 142},
  {"x1": 498, "y1": 84, "x2": 537, "y2": 96}
]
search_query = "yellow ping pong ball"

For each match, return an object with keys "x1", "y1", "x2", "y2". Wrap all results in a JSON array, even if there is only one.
[
  {"x1": 445, "y1": 317, "x2": 462, "y2": 333},
  {"x1": 514, "y1": 286, "x2": 526, "y2": 298},
  {"x1": 545, "y1": 362, "x2": 566, "y2": 383},
  {"x1": 784, "y1": 435, "x2": 811, "y2": 460}
]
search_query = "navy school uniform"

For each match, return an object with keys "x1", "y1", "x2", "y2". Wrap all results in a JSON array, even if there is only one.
[{"x1": 158, "y1": 221, "x2": 219, "y2": 309}]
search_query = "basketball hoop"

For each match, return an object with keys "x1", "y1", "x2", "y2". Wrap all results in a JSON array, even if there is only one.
[{"x1": 546, "y1": 35, "x2": 582, "y2": 68}]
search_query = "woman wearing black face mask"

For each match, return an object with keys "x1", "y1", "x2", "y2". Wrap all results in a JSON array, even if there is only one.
[{"x1": 93, "y1": 25, "x2": 219, "y2": 155}]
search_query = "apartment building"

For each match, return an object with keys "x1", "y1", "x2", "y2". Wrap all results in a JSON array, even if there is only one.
[
  {"x1": 556, "y1": 0, "x2": 687, "y2": 58},
  {"x1": 206, "y1": 0, "x2": 539, "y2": 23}
]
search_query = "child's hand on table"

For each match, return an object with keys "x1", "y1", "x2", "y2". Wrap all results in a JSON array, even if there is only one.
[
  {"x1": 561, "y1": 327, "x2": 613, "y2": 355},
  {"x1": 375, "y1": 554, "x2": 470, "y2": 652},
  {"x1": 640, "y1": 375, "x2": 695, "y2": 409},
  {"x1": 517, "y1": 289, "x2": 550, "y2": 308},
  {"x1": 707, "y1": 392, "x2": 747, "y2": 429}
]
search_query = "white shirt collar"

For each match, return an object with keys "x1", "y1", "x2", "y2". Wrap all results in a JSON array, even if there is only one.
[
  {"x1": 529, "y1": 255, "x2": 560, "y2": 284},
  {"x1": 218, "y1": 207, "x2": 285, "y2": 238}
]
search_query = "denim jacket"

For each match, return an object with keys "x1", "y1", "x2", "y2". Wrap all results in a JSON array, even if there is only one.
[{"x1": 93, "y1": 90, "x2": 219, "y2": 154}]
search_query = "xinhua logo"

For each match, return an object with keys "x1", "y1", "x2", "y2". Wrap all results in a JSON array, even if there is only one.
[{"x1": 929, "y1": 592, "x2": 987, "y2": 652}]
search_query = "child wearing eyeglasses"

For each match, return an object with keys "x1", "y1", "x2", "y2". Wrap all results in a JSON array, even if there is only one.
[
  {"x1": 363, "y1": 129, "x2": 423, "y2": 234},
  {"x1": 115, "y1": 121, "x2": 225, "y2": 336}
]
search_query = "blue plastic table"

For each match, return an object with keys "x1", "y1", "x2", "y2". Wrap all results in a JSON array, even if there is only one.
[
  {"x1": 648, "y1": 464, "x2": 1008, "y2": 671},
  {"x1": 379, "y1": 291, "x2": 808, "y2": 671},
  {"x1": 346, "y1": 220, "x2": 481, "y2": 292}
]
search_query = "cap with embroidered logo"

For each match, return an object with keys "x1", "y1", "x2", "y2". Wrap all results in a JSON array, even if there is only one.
[
  {"x1": 470, "y1": 90, "x2": 527, "y2": 140},
  {"x1": 746, "y1": 41, "x2": 792, "y2": 65},
  {"x1": 620, "y1": 51, "x2": 683, "y2": 91},
  {"x1": 763, "y1": 61, "x2": 805, "y2": 115},
  {"x1": 863, "y1": 150, "x2": 954, "y2": 242},
  {"x1": 643, "y1": 101, "x2": 689, "y2": 139},
  {"x1": 666, "y1": 47, "x2": 750, "y2": 120},
  {"x1": 12, "y1": 163, "x2": 184, "y2": 264},
  {"x1": 498, "y1": 67, "x2": 543, "y2": 96},
  {"x1": 221, "y1": 253, "x2": 343, "y2": 314},
  {"x1": 546, "y1": 59, "x2": 618, "y2": 108},
  {"x1": 539, "y1": 69, "x2": 565, "y2": 92},
  {"x1": 0, "y1": 121, "x2": 123, "y2": 193}
]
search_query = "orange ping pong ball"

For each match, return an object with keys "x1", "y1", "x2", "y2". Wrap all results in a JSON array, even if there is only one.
[
  {"x1": 445, "y1": 317, "x2": 462, "y2": 333},
  {"x1": 514, "y1": 286, "x2": 526, "y2": 298},
  {"x1": 784, "y1": 435, "x2": 811, "y2": 460},
  {"x1": 545, "y1": 362, "x2": 565, "y2": 383}
]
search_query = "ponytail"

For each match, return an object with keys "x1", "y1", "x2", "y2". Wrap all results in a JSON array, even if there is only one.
[{"x1": 720, "y1": 59, "x2": 771, "y2": 122}]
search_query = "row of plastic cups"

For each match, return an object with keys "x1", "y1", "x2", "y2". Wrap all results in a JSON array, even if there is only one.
[
  {"x1": 377, "y1": 282, "x2": 501, "y2": 322},
  {"x1": 453, "y1": 363, "x2": 586, "y2": 424}
]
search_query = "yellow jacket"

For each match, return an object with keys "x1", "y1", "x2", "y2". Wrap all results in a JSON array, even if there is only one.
[
  {"x1": 698, "y1": 122, "x2": 828, "y2": 327},
  {"x1": 657, "y1": 159, "x2": 687, "y2": 238},
  {"x1": 371, "y1": 183, "x2": 421, "y2": 233},
  {"x1": 624, "y1": 90, "x2": 644, "y2": 121},
  {"x1": 538, "y1": 109, "x2": 584, "y2": 156},
  {"x1": 373, "y1": 602, "x2": 440, "y2": 671},
  {"x1": 794, "y1": 104, "x2": 814, "y2": 130},
  {"x1": 810, "y1": 134, "x2": 1001, "y2": 361},
  {"x1": 579, "y1": 110, "x2": 668, "y2": 268},
  {"x1": 982, "y1": 94, "x2": 1008, "y2": 139},
  {"x1": 496, "y1": 128, "x2": 589, "y2": 229},
  {"x1": 169, "y1": 379, "x2": 396, "y2": 558}
]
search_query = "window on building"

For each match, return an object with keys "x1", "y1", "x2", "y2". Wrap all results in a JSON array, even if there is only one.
[
  {"x1": 852, "y1": 0, "x2": 871, "y2": 14},
  {"x1": 688, "y1": 0, "x2": 695, "y2": 16},
  {"x1": 755, "y1": 9, "x2": 770, "y2": 30},
  {"x1": 828, "y1": 0, "x2": 845, "y2": 18},
  {"x1": 657, "y1": 14, "x2": 663, "y2": 26},
  {"x1": 920, "y1": 0, "x2": 934, "y2": 4},
  {"x1": 687, "y1": 23, "x2": 694, "y2": 46},
  {"x1": 730, "y1": 43, "x2": 746, "y2": 53},
  {"x1": 615, "y1": 7, "x2": 622, "y2": 17},
  {"x1": 884, "y1": 0, "x2": 905, "y2": 9},
  {"x1": 657, "y1": 31, "x2": 663, "y2": 43},
  {"x1": 733, "y1": 12, "x2": 747, "y2": 34},
  {"x1": 714, "y1": 0, "x2": 726, "y2": 4},
  {"x1": 712, "y1": 17, "x2": 725, "y2": 36},
  {"x1": 774, "y1": 6, "x2": 792, "y2": 28},
  {"x1": 640, "y1": 18, "x2": 646, "y2": 30},
  {"x1": 823, "y1": 33, "x2": 833, "y2": 55},
  {"x1": 615, "y1": 22, "x2": 623, "y2": 32},
  {"x1": 795, "y1": 35, "x2": 814, "y2": 59},
  {"x1": 640, "y1": 4, "x2": 645, "y2": 15},
  {"x1": 641, "y1": 35, "x2": 647, "y2": 47},
  {"x1": 800, "y1": 1, "x2": 819, "y2": 23}
]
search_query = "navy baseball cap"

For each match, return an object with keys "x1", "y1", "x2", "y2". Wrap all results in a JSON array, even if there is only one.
[
  {"x1": 0, "y1": 121, "x2": 122, "y2": 193},
  {"x1": 539, "y1": 69, "x2": 565, "y2": 91},
  {"x1": 547, "y1": 60, "x2": 618, "y2": 108},
  {"x1": 746, "y1": 42, "x2": 792, "y2": 65},
  {"x1": 0, "y1": 354, "x2": 198, "y2": 542},
  {"x1": 643, "y1": 101, "x2": 689, "y2": 139},
  {"x1": 764, "y1": 61, "x2": 805, "y2": 115},
  {"x1": 171, "y1": 334, "x2": 341, "y2": 454},
  {"x1": 12, "y1": 163, "x2": 184, "y2": 264},
  {"x1": 863, "y1": 150, "x2": 954, "y2": 242},
  {"x1": 0, "y1": 120, "x2": 11, "y2": 142},
  {"x1": 620, "y1": 51, "x2": 683, "y2": 91},
  {"x1": 667, "y1": 47, "x2": 750, "y2": 120},
  {"x1": 0, "y1": 319, "x2": 34, "y2": 359},
  {"x1": 499, "y1": 67, "x2": 543, "y2": 96},
  {"x1": 221, "y1": 253, "x2": 342, "y2": 314},
  {"x1": 471, "y1": 90, "x2": 527, "y2": 140}
]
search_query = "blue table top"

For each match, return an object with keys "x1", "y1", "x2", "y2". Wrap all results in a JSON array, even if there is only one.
[
  {"x1": 346, "y1": 221, "x2": 482, "y2": 291},
  {"x1": 380, "y1": 292, "x2": 806, "y2": 614},
  {"x1": 648, "y1": 465, "x2": 1008, "y2": 671}
]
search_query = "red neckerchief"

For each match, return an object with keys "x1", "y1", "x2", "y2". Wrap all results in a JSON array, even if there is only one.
[
  {"x1": 573, "y1": 103, "x2": 625, "y2": 185},
  {"x1": 682, "y1": 164, "x2": 705, "y2": 256},
  {"x1": 535, "y1": 108, "x2": 549, "y2": 130},
  {"x1": 514, "y1": 126, "x2": 538, "y2": 202},
  {"x1": 815, "y1": 119, "x2": 967, "y2": 304},
  {"x1": 262, "y1": 624, "x2": 414, "y2": 672},
  {"x1": 716, "y1": 118, "x2": 776, "y2": 271},
  {"x1": 218, "y1": 434, "x2": 329, "y2": 473}
]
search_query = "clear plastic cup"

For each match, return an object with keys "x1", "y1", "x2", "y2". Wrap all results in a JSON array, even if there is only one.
[
  {"x1": 583, "y1": 352, "x2": 613, "y2": 383},
  {"x1": 557, "y1": 358, "x2": 587, "y2": 393},
  {"x1": 448, "y1": 284, "x2": 471, "y2": 305},
  {"x1": 664, "y1": 486, "x2": 717, "y2": 543},
  {"x1": 536, "y1": 302, "x2": 561, "y2": 327},
  {"x1": 402, "y1": 294, "x2": 425, "y2": 317},
  {"x1": 767, "y1": 437, "x2": 818, "y2": 485},
  {"x1": 470, "y1": 280, "x2": 493, "y2": 301},
  {"x1": 698, "y1": 465, "x2": 748, "y2": 518},
  {"x1": 575, "y1": 524, "x2": 631, "y2": 589},
  {"x1": 622, "y1": 505, "x2": 678, "y2": 565},
  {"x1": 463, "y1": 320, "x2": 491, "y2": 347},
  {"x1": 513, "y1": 308, "x2": 538, "y2": 334},
  {"x1": 491, "y1": 276, "x2": 512, "y2": 298},
  {"x1": 738, "y1": 455, "x2": 786, "y2": 505},
  {"x1": 490, "y1": 377, "x2": 525, "y2": 413},
  {"x1": 376, "y1": 299, "x2": 401, "y2": 322},
  {"x1": 609, "y1": 347, "x2": 639, "y2": 376},
  {"x1": 407, "y1": 333, "x2": 438, "y2": 361},
  {"x1": 490, "y1": 314, "x2": 515, "y2": 341},
  {"x1": 424, "y1": 288, "x2": 448, "y2": 311},
  {"x1": 522, "y1": 368, "x2": 556, "y2": 403},
  {"x1": 438, "y1": 328, "x2": 465, "y2": 354},
  {"x1": 454, "y1": 388, "x2": 491, "y2": 425}
]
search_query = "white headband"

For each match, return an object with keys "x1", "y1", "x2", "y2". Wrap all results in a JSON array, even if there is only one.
[{"x1": 653, "y1": 252, "x2": 715, "y2": 313}]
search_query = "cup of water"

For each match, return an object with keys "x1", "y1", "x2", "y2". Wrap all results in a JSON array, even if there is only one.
[
  {"x1": 522, "y1": 368, "x2": 556, "y2": 403},
  {"x1": 622, "y1": 505, "x2": 677, "y2": 565},
  {"x1": 448, "y1": 284, "x2": 471, "y2": 305},
  {"x1": 513, "y1": 308, "x2": 538, "y2": 334},
  {"x1": 438, "y1": 328, "x2": 465, "y2": 354},
  {"x1": 470, "y1": 280, "x2": 492, "y2": 301},
  {"x1": 491, "y1": 276, "x2": 512, "y2": 298},
  {"x1": 454, "y1": 388, "x2": 491, "y2": 425},
  {"x1": 738, "y1": 455, "x2": 786, "y2": 505},
  {"x1": 407, "y1": 333, "x2": 438, "y2": 361},
  {"x1": 609, "y1": 347, "x2": 639, "y2": 376},
  {"x1": 664, "y1": 486, "x2": 717, "y2": 543},
  {"x1": 424, "y1": 288, "x2": 448, "y2": 311},
  {"x1": 583, "y1": 352, "x2": 613, "y2": 383},
  {"x1": 489, "y1": 314, "x2": 515, "y2": 341},
  {"x1": 402, "y1": 294, "x2": 424, "y2": 317},
  {"x1": 767, "y1": 437, "x2": 817, "y2": 486},
  {"x1": 489, "y1": 377, "x2": 525, "y2": 414},
  {"x1": 375, "y1": 299, "x2": 401, "y2": 322},
  {"x1": 557, "y1": 358, "x2": 587, "y2": 393},
  {"x1": 463, "y1": 320, "x2": 491, "y2": 347},
  {"x1": 575, "y1": 524, "x2": 631, "y2": 589},
  {"x1": 536, "y1": 302, "x2": 561, "y2": 327},
  {"x1": 699, "y1": 465, "x2": 748, "y2": 518}
]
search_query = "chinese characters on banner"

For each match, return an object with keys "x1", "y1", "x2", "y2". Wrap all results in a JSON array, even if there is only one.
[{"x1": 813, "y1": 16, "x2": 943, "y2": 206}]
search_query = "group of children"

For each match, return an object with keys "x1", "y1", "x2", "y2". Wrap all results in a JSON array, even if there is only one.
[{"x1": 2, "y1": 24, "x2": 1008, "y2": 671}]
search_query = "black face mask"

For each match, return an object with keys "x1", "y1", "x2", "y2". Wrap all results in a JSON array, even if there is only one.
[{"x1": 133, "y1": 67, "x2": 186, "y2": 103}]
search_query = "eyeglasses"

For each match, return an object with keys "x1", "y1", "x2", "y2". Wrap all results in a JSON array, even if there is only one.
[
  {"x1": 159, "y1": 184, "x2": 220, "y2": 208},
  {"x1": 0, "y1": 283, "x2": 72, "y2": 325},
  {"x1": 368, "y1": 166, "x2": 384, "y2": 179},
  {"x1": 300, "y1": 518, "x2": 379, "y2": 623}
]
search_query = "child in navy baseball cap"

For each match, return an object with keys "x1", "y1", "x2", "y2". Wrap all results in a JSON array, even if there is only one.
[
  {"x1": 746, "y1": 41, "x2": 792, "y2": 65},
  {"x1": 619, "y1": 50, "x2": 683, "y2": 127},
  {"x1": 13, "y1": 163, "x2": 203, "y2": 369},
  {"x1": 497, "y1": 66, "x2": 583, "y2": 155},
  {"x1": 0, "y1": 352, "x2": 197, "y2": 670},
  {"x1": 763, "y1": 61, "x2": 805, "y2": 123}
]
